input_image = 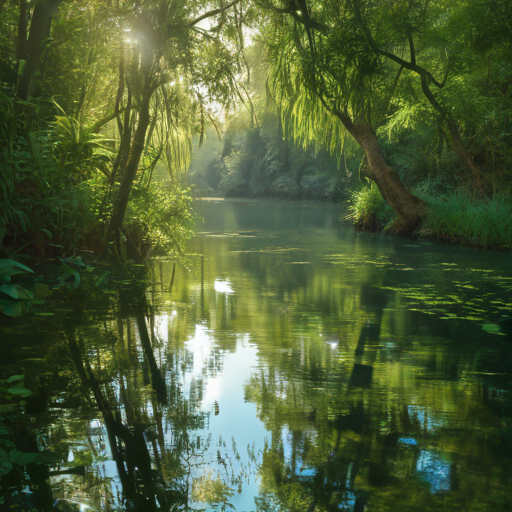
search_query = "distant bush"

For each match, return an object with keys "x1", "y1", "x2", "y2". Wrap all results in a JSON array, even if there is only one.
[
  {"x1": 301, "y1": 174, "x2": 333, "y2": 200},
  {"x1": 271, "y1": 175, "x2": 300, "y2": 199},
  {"x1": 419, "y1": 194, "x2": 512, "y2": 249}
]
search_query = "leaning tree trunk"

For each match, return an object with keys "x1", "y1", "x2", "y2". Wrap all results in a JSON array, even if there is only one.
[
  {"x1": 108, "y1": 92, "x2": 151, "y2": 247},
  {"x1": 348, "y1": 117, "x2": 427, "y2": 232}
]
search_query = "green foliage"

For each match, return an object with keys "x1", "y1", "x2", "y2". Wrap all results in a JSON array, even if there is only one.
[
  {"x1": 0, "y1": 88, "x2": 115, "y2": 257},
  {"x1": 419, "y1": 194, "x2": 512, "y2": 249},
  {"x1": 51, "y1": 114, "x2": 114, "y2": 181},
  {"x1": 128, "y1": 182, "x2": 194, "y2": 256},
  {"x1": 345, "y1": 184, "x2": 396, "y2": 231},
  {"x1": 192, "y1": 110, "x2": 352, "y2": 200},
  {"x1": 0, "y1": 256, "x2": 100, "y2": 317}
]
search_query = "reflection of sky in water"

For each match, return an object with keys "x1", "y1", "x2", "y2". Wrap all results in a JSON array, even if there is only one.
[
  {"x1": 281, "y1": 426, "x2": 316, "y2": 478},
  {"x1": 398, "y1": 437, "x2": 418, "y2": 446},
  {"x1": 214, "y1": 278, "x2": 234, "y2": 294},
  {"x1": 180, "y1": 324, "x2": 267, "y2": 510},
  {"x1": 416, "y1": 450, "x2": 451, "y2": 493},
  {"x1": 408, "y1": 405, "x2": 446, "y2": 431},
  {"x1": 39, "y1": 201, "x2": 512, "y2": 510}
]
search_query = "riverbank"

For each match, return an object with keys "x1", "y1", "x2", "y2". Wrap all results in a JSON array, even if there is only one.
[{"x1": 344, "y1": 187, "x2": 512, "y2": 251}]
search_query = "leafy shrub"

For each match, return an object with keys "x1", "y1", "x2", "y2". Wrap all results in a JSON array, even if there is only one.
[
  {"x1": 127, "y1": 182, "x2": 194, "y2": 256},
  {"x1": 345, "y1": 184, "x2": 395, "y2": 231},
  {"x1": 301, "y1": 174, "x2": 333, "y2": 200},
  {"x1": 271, "y1": 175, "x2": 300, "y2": 199}
]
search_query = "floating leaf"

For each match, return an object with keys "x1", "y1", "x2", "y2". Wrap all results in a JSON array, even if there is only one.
[{"x1": 482, "y1": 324, "x2": 500, "y2": 333}]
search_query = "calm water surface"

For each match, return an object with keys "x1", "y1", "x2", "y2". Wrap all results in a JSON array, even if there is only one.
[{"x1": 1, "y1": 199, "x2": 511, "y2": 511}]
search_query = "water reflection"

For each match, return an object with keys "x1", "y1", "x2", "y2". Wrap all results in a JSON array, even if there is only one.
[{"x1": 1, "y1": 199, "x2": 511, "y2": 511}]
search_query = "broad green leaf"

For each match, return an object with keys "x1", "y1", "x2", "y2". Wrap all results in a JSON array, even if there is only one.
[
  {"x1": 6, "y1": 375, "x2": 24, "y2": 384},
  {"x1": 9, "y1": 449, "x2": 38, "y2": 466},
  {"x1": 14, "y1": 285, "x2": 33, "y2": 300},
  {"x1": 482, "y1": 324, "x2": 500, "y2": 333},
  {"x1": 0, "y1": 284, "x2": 18, "y2": 299},
  {"x1": 7, "y1": 387, "x2": 32, "y2": 397},
  {"x1": 55, "y1": 265, "x2": 80, "y2": 290},
  {"x1": 0, "y1": 259, "x2": 34, "y2": 275},
  {"x1": 0, "y1": 300, "x2": 24, "y2": 317},
  {"x1": 0, "y1": 449, "x2": 12, "y2": 476}
]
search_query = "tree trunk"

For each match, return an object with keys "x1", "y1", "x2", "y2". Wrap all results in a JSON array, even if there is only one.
[
  {"x1": 348, "y1": 117, "x2": 427, "y2": 231},
  {"x1": 111, "y1": 90, "x2": 132, "y2": 185},
  {"x1": 17, "y1": 0, "x2": 63, "y2": 100},
  {"x1": 108, "y1": 92, "x2": 151, "y2": 242},
  {"x1": 16, "y1": 0, "x2": 28, "y2": 63},
  {"x1": 444, "y1": 117, "x2": 483, "y2": 192}
]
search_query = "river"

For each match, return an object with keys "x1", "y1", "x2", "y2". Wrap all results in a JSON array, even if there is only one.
[{"x1": 1, "y1": 199, "x2": 511, "y2": 511}]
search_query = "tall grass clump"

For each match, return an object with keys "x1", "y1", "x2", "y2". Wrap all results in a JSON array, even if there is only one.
[
  {"x1": 419, "y1": 194, "x2": 512, "y2": 249},
  {"x1": 344, "y1": 184, "x2": 396, "y2": 231}
]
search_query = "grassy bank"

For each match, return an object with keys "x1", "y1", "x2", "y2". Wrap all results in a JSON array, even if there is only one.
[
  {"x1": 418, "y1": 194, "x2": 512, "y2": 250},
  {"x1": 345, "y1": 186, "x2": 512, "y2": 250}
]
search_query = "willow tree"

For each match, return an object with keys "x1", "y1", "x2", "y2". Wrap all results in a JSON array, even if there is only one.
[
  {"x1": 259, "y1": 0, "x2": 428, "y2": 230},
  {"x1": 107, "y1": 0, "x2": 248, "y2": 249}
]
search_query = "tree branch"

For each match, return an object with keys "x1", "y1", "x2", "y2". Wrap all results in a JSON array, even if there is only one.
[
  {"x1": 259, "y1": 0, "x2": 328, "y2": 31},
  {"x1": 407, "y1": 33, "x2": 416, "y2": 66},
  {"x1": 189, "y1": 0, "x2": 241, "y2": 28},
  {"x1": 89, "y1": 107, "x2": 126, "y2": 134},
  {"x1": 351, "y1": 0, "x2": 445, "y2": 89}
]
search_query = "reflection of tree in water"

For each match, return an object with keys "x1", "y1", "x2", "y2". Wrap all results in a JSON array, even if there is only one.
[
  {"x1": 243, "y1": 279, "x2": 510, "y2": 512},
  {"x1": 7, "y1": 278, "x2": 241, "y2": 512}
]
